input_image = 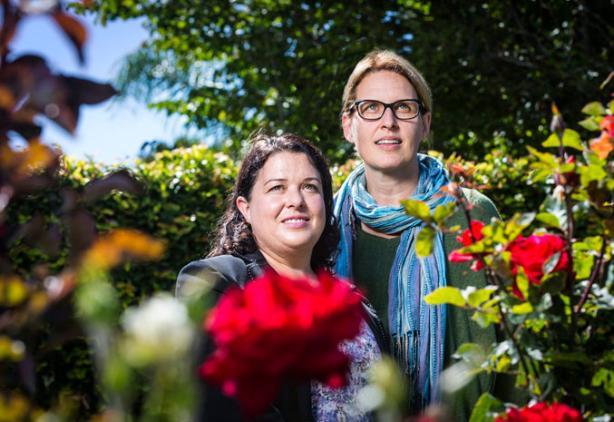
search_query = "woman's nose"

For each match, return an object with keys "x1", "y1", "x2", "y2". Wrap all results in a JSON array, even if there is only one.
[
  {"x1": 381, "y1": 106, "x2": 398, "y2": 127},
  {"x1": 286, "y1": 187, "x2": 305, "y2": 208}
]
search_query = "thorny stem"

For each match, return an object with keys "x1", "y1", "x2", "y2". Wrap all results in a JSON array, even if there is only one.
[{"x1": 575, "y1": 235, "x2": 608, "y2": 314}]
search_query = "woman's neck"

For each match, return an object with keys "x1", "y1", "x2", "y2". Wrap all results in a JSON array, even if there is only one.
[
  {"x1": 363, "y1": 161, "x2": 420, "y2": 207},
  {"x1": 259, "y1": 249, "x2": 315, "y2": 279}
]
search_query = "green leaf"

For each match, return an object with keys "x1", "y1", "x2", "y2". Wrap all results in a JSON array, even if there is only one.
[
  {"x1": 542, "y1": 129, "x2": 584, "y2": 151},
  {"x1": 466, "y1": 286, "x2": 498, "y2": 308},
  {"x1": 496, "y1": 355, "x2": 511, "y2": 372},
  {"x1": 511, "y1": 302, "x2": 533, "y2": 314},
  {"x1": 581, "y1": 101, "x2": 606, "y2": 116},
  {"x1": 454, "y1": 343, "x2": 488, "y2": 367},
  {"x1": 543, "y1": 251, "x2": 562, "y2": 275},
  {"x1": 401, "y1": 199, "x2": 431, "y2": 221},
  {"x1": 424, "y1": 286, "x2": 466, "y2": 307},
  {"x1": 527, "y1": 146, "x2": 557, "y2": 166},
  {"x1": 416, "y1": 226, "x2": 436, "y2": 257},
  {"x1": 433, "y1": 202, "x2": 457, "y2": 225},
  {"x1": 578, "y1": 116, "x2": 600, "y2": 131},
  {"x1": 535, "y1": 212, "x2": 561, "y2": 230},
  {"x1": 578, "y1": 160, "x2": 607, "y2": 187},
  {"x1": 540, "y1": 194, "x2": 568, "y2": 231},
  {"x1": 592, "y1": 368, "x2": 614, "y2": 398},
  {"x1": 469, "y1": 392, "x2": 504, "y2": 422},
  {"x1": 515, "y1": 270, "x2": 530, "y2": 300},
  {"x1": 472, "y1": 310, "x2": 500, "y2": 328}
]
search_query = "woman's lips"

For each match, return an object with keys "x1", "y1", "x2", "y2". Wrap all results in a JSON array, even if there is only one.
[{"x1": 282, "y1": 216, "x2": 310, "y2": 228}]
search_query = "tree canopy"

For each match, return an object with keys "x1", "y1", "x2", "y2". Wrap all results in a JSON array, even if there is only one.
[{"x1": 76, "y1": 0, "x2": 612, "y2": 162}]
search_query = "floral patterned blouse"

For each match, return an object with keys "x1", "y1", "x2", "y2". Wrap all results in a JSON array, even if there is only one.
[{"x1": 311, "y1": 321, "x2": 381, "y2": 421}]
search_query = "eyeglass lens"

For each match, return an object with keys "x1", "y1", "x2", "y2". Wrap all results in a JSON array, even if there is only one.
[{"x1": 357, "y1": 100, "x2": 420, "y2": 120}]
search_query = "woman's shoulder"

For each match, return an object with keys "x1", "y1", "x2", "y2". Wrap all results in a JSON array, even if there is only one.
[{"x1": 175, "y1": 254, "x2": 252, "y2": 299}]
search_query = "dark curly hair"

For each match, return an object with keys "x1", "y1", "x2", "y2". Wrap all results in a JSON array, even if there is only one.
[{"x1": 208, "y1": 133, "x2": 339, "y2": 271}]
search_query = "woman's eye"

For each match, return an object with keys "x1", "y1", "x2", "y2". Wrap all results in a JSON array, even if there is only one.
[
  {"x1": 303, "y1": 183, "x2": 320, "y2": 192},
  {"x1": 268, "y1": 185, "x2": 284, "y2": 192}
]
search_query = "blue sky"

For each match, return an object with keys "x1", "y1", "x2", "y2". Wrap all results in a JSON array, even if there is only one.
[{"x1": 11, "y1": 13, "x2": 185, "y2": 163}]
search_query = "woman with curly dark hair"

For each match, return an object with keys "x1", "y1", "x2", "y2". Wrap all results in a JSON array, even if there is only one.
[
  {"x1": 177, "y1": 133, "x2": 386, "y2": 421},
  {"x1": 206, "y1": 132, "x2": 338, "y2": 273}
]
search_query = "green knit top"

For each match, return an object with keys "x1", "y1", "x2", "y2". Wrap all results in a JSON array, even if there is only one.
[{"x1": 351, "y1": 188, "x2": 501, "y2": 421}]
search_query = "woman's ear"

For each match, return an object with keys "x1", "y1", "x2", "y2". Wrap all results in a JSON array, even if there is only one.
[
  {"x1": 421, "y1": 111, "x2": 432, "y2": 138},
  {"x1": 236, "y1": 196, "x2": 251, "y2": 224},
  {"x1": 342, "y1": 113, "x2": 355, "y2": 144}
]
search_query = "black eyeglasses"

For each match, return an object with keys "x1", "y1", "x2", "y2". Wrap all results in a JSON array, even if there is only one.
[{"x1": 349, "y1": 99, "x2": 424, "y2": 121}]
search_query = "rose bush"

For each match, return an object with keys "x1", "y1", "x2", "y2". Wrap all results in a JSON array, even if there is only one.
[
  {"x1": 408, "y1": 99, "x2": 613, "y2": 420},
  {"x1": 201, "y1": 270, "x2": 364, "y2": 416}
]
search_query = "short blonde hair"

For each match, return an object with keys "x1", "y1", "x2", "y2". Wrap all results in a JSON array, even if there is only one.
[{"x1": 341, "y1": 50, "x2": 432, "y2": 115}]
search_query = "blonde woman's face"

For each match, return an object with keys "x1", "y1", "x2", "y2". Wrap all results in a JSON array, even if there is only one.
[{"x1": 342, "y1": 70, "x2": 431, "y2": 176}]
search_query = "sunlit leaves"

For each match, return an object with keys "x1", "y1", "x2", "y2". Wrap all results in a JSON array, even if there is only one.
[
  {"x1": 464, "y1": 285, "x2": 496, "y2": 308},
  {"x1": 578, "y1": 153, "x2": 607, "y2": 187},
  {"x1": 401, "y1": 199, "x2": 431, "y2": 222},
  {"x1": 542, "y1": 129, "x2": 583, "y2": 151},
  {"x1": 582, "y1": 102, "x2": 607, "y2": 117},
  {"x1": 536, "y1": 212, "x2": 561, "y2": 230},
  {"x1": 592, "y1": 368, "x2": 614, "y2": 398},
  {"x1": 416, "y1": 226, "x2": 435, "y2": 257},
  {"x1": 424, "y1": 286, "x2": 466, "y2": 307},
  {"x1": 433, "y1": 202, "x2": 457, "y2": 225},
  {"x1": 511, "y1": 302, "x2": 533, "y2": 314}
]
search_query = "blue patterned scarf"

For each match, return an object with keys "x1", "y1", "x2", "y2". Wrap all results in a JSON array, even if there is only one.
[{"x1": 334, "y1": 153, "x2": 453, "y2": 410}]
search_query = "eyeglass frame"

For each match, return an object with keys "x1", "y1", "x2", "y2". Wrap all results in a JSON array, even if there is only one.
[{"x1": 348, "y1": 98, "x2": 426, "y2": 121}]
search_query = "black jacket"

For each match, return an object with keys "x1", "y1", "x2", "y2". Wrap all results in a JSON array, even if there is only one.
[{"x1": 176, "y1": 252, "x2": 388, "y2": 422}]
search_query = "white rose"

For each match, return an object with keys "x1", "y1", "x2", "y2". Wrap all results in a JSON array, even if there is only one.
[{"x1": 121, "y1": 293, "x2": 194, "y2": 365}]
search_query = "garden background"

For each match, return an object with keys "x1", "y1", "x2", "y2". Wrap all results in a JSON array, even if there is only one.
[{"x1": 1, "y1": 0, "x2": 612, "y2": 420}]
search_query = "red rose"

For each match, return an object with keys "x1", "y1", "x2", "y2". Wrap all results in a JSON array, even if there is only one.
[
  {"x1": 507, "y1": 233, "x2": 569, "y2": 299},
  {"x1": 449, "y1": 220, "x2": 486, "y2": 271},
  {"x1": 200, "y1": 270, "x2": 363, "y2": 417},
  {"x1": 495, "y1": 401, "x2": 582, "y2": 422}
]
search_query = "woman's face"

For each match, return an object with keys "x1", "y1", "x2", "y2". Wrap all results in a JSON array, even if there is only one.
[
  {"x1": 342, "y1": 70, "x2": 431, "y2": 176},
  {"x1": 236, "y1": 151, "x2": 326, "y2": 263}
]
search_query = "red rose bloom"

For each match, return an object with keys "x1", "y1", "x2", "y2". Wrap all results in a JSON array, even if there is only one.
[
  {"x1": 200, "y1": 270, "x2": 363, "y2": 417},
  {"x1": 507, "y1": 233, "x2": 569, "y2": 299},
  {"x1": 495, "y1": 402, "x2": 582, "y2": 422},
  {"x1": 449, "y1": 220, "x2": 486, "y2": 271}
]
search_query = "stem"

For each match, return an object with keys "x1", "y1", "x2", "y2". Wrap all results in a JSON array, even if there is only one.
[
  {"x1": 495, "y1": 301, "x2": 538, "y2": 393},
  {"x1": 575, "y1": 235, "x2": 607, "y2": 314},
  {"x1": 553, "y1": 131, "x2": 578, "y2": 333}
]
